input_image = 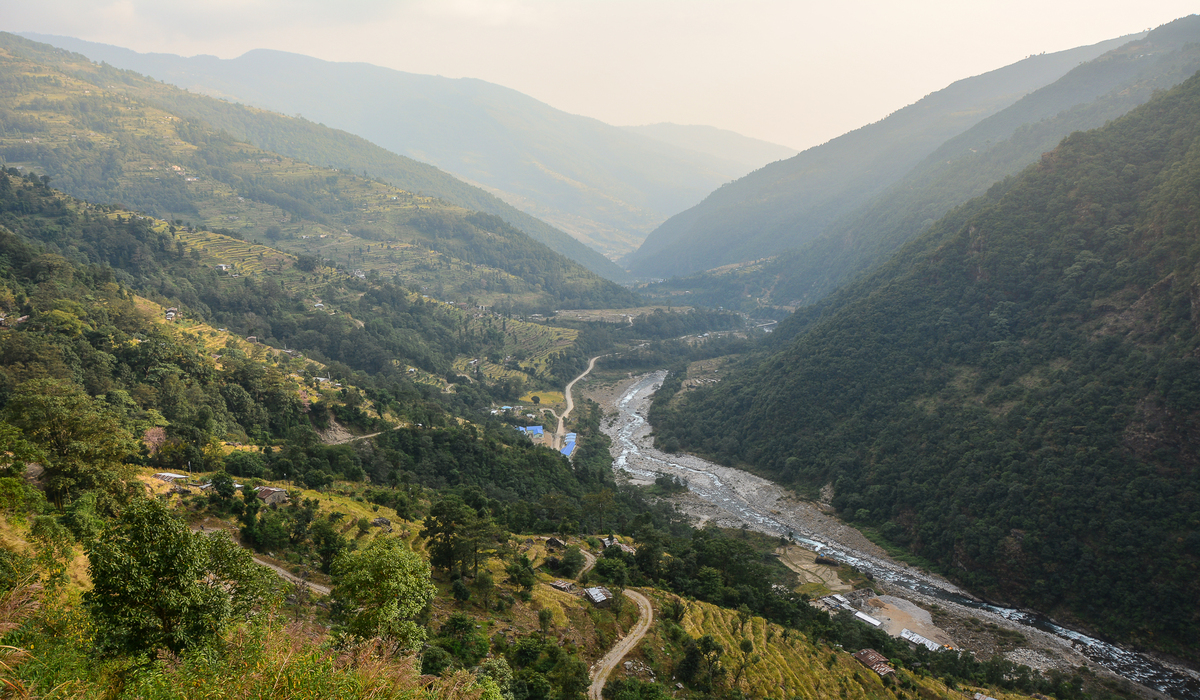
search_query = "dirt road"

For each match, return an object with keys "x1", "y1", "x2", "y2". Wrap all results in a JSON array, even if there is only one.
[
  {"x1": 252, "y1": 556, "x2": 331, "y2": 596},
  {"x1": 580, "y1": 549, "x2": 597, "y2": 576},
  {"x1": 588, "y1": 589, "x2": 653, "y2": 700},
  {"x1": 554, "y1": 354, "x2": 605, "y2": 448}
]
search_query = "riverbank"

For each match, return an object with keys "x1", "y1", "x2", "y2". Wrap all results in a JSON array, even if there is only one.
[{"x1": 583, "y1": 371, "x2": 1182, "y2": 700}]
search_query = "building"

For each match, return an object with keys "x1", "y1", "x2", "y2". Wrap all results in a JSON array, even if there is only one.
[
  {"x1": 900, "y1": 628, "x2": 944, "y2": 652},
  {"x1": 584, "y1": 586, "x2": 613, "y2": 608},
  {"x1": 851, "y1": 649, "x2": 895, "y2": 677},
  {"x1": 256, "y1": 486, "x2": 289, "y2": 505},
  {"x1": 153, "y1": 472, "x2": 189, "y2": 484},
  {"x1": 560, "y1": 441, "x2": 576, "y2": 457},
  {"x1": 854, "y1": 611, "x2": 883, "y2": 627},
  {"x1": 549, "y1": 580, "x2": 575, "y2": 592}
]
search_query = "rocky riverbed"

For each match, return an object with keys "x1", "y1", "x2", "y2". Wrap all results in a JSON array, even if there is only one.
[{"x1": 583, "y1": 371, "x2": 1182, "y2": 700}]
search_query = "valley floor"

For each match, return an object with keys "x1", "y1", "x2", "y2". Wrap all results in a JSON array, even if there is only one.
[{"x1": 582, "y1": 372, "x2": 1179, "y2": 700}]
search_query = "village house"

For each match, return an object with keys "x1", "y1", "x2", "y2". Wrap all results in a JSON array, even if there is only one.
[
  {"x1": 584, "y1": 586, "x2": 613, "y2": 608},
  {"x1": 255, "y1": 486, "x2": 289, "y2": 505},
  {"x1": 851, "y1": 649, "x2": 895, "y2": 678}
]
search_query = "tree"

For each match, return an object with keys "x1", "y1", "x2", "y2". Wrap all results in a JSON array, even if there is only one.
[
  {"x1": 331, "y1": 537, "x2": 434, "y2": 651},
  {"x1": 211, "y1": 471, "x2": 236, "y2": 500},
  {"x1": 85, "y1": 498, "x2": 275, "y2": 657},
  {"x1": 4, "y1": 379, "x2": 135, "y2": 506},
  {"x1": 538, "y1": 607, "x2": 553, "y2": 638},
  {"x1": 473, "y1": 570, "x2": 495, "y2": 611},
  {"x1": 421, "y1": 495, "x2": 476, "y2": 573},
  {"x1": 559, "y1": 546, "x2": 585, "y2": 579}
]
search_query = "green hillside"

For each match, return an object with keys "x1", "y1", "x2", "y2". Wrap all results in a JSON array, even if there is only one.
[
  {"x1": 0, "y1": 40, "x2": 638, "y2": 313},
  {"x1": 622, "y1": 33, "x2": 1137, "y2": 278},
  {"x1": 7, "y1": 32, "x2": 632, "y2": 282},
  {"x1": 650, "y1": 68, "x2": 1200, "y2": 660},
  {"x1": 768, "y1": 16, "x2": 1200, "y2": 308},
  {"x1": 21, "y1": 35, "x2": 749, "y2": 261},
  {"x1": 637, "y1": 16, "x2": 1200, "y2": 314}
]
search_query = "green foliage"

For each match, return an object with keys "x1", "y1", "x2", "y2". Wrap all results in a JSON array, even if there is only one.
[
  {"x1": 330, "y1": 536, "x2": 434, "y2": 651},
  {"x1": 625, "y1": 33, "x2": 1138, "y2": 278},
  {"x1": 4, "y1": 378, "x2": 135, "y2": 505},
  {"x1": 654, "y1": 69, "x2": 1200, "y2": 659},
  {"x1": 84, "y1": 497, "x2": 276, "y2": 657}
]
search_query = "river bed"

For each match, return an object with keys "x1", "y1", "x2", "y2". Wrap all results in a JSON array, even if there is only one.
[{"x1": 594, "y1": 371, "x2": 1199, "y2": 700}]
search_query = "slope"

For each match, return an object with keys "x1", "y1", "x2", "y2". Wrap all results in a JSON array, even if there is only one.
[
  {"x1": 0, "y1": 41, "x2": 638, "y2": 313},
  {"x1": 623, "y1": 31, "x2": 1139, "y2": 278},
  {"x1": 650, "y1": 69, "x2": 1200, "y2": 660},
  {"x1": 766, "y1": 15, "x2": 1200, "y2": 307},
  {"x1": 620, "y1": 123, "x2": 797, "y2": 173},
  {"x1": 22, "y1": 35, "x2": 750, "y2": 260},
  {"x1": 4, "y1": 32, "x2": 629, "y2": 282}
]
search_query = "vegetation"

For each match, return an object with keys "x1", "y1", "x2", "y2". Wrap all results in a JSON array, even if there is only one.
[
  {"x1": 637, "y1": 17, "x2": 1200, "y2": 312},
  {"x1": 0, "y1": 39, "x2": 639, "y2": 313},
  {"x1": 623, "y1": 33, "x2": 1133, "y2": 278},
  {"x1": 652, "y1": 69, "x2": 1200, "y2": 660}
]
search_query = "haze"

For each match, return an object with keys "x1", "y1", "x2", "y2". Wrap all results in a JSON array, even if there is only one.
[{"x1": 3, "y1": 0, "x2": 1195, "y2": 150}]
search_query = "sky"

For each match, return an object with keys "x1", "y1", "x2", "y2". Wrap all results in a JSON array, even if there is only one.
[{"x1": 3, "y1": 1, "x2": 1197, "y2": 151}]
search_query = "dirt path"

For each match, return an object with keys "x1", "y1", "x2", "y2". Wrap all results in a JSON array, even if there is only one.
[
  {"x1": 555, "y1": 354, "x2": 605, "y2": 449},
  {"x1": 588, "y1": 589, "x2": 653, "y2": 700},
  {"x1": 776, "y1": 545, "x2": 852, "y2": 593},
  {"x1": 580, "y1": 549, "x2": 597, "y2": 576},
  {"x1": 251, "y1": 556, "x2": 332, "y2": 596},
  {"x1": 192, "y1": 525, "x2": 332, "y2": 596}
]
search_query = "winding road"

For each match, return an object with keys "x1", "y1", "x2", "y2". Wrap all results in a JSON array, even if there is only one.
[
  {"x1": 588, "y1": 589, "x2": 654, "y2": 700},
  {"x1": 554, "y1": 354, "x2": 605, "y2": 449}
]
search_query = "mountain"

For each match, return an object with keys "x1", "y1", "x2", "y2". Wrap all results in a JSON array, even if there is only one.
[
  {"x1": 4, "y1": 34, "x2": 629, "y2": 283},
  {"x1": 622, "y1": 32, "x2": 1139, "y2": 278},
  {"x1": 23, "y1": 35, "x2": 758, "y2": 260},
  {"x1": 0, "y1": 35, "x2": 639, "y2": 313},
  {"x1": 639, "y1": 16, "x2": 1200, "y2": 312},
  {"x1": 766, "y1": 15, "x2": 1200, "y2": 307},
  {"x1": 649, "y1": 68, "x2": 1200, "y2": 660},
  {"x1": 621, "y1": 123, "x2": 796, "y2": 172}
]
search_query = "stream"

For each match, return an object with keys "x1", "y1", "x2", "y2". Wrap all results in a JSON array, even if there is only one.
[{"x1": 602, "y1": 371, "x2": 1199, "y2": 699}]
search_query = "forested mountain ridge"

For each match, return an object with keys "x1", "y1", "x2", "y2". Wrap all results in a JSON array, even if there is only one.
[
  {"x1": 636, "y1": 15, "x2": 1200, "y2": 313},
  {"x1": 21, "y1": 34, "x2": 764, "y2": 260},
  {"x1": 650, "y1": 69, "x2": 1200, "y2": 660},
  {"x1": 1, "y1": 32, "x2": 630, "y2": 282},
  {"x1": 622, "y1": 32, "x2": 1138, "y2": 278},
  {"x1": 771, "y1": 17, "x2": 1200, "y2": 310},
  {"x1": 0, "y1": 42, "x2": 638, "y2": 313}
]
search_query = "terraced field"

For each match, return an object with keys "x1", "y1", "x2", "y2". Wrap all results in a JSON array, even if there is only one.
[
  {"x1": 453, "y1": 318, "x2": 577, "y2": 381},
  {"x1": 167, "y1": 224, "x2": 293, "y2": 275},
  {"x1": 659, "y1": 597, "x2": 1036, "y2": 700}
]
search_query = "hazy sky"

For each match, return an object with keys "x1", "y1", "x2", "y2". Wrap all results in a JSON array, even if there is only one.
[{"x1": 4, "y1": 1, "x2": 1196, "y2": 150}]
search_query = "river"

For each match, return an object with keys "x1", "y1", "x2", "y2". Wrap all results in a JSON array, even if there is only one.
[{"x1": 600, "y1": 371, "x2": 1200, "y2": 700}]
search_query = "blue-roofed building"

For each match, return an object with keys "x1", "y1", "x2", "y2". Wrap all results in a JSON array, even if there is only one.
[
  {"x1": 518, "y1": 426, "x2": 544, "y2": 437},
  {"x1": 561, "y1": 441, "x2": 576, "y2": 457}
]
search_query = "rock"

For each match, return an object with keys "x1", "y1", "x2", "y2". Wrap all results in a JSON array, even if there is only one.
[{"x1": 624, "y1": 661, "x2": 633, "y2": 670}]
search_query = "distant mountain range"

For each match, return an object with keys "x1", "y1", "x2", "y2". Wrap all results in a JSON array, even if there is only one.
[
  {"x1": 0, "y1": 32, "x2": 639, "y2": 312},
  {"x1": 620, "y1": 123, "x2": 796, "y2": 172},
  {"x1": 22, "y1": 35, "x2": 793, "y2": 260},
  {"x1": 638, "y1": 15, "x2": 1200, "y2": 311},
  {"x1": 622, "y1": 31, "x2": 1141, "y2": 278}
]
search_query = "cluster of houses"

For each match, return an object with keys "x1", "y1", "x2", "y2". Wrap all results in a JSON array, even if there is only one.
[
  {"x1": 561, "y1": 432, "x2": 577, "y2": 458},
  {"x1": 152, "y1": 472, "x2": 289, "y2": 505}
]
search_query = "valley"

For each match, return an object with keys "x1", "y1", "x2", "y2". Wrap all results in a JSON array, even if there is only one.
[
  {"x1": 1, "y1": 13, "x2": 1199, "y2": 700},
  {"x1": 586, "y1": 370, "x2": 1198, "y2": 698}
]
